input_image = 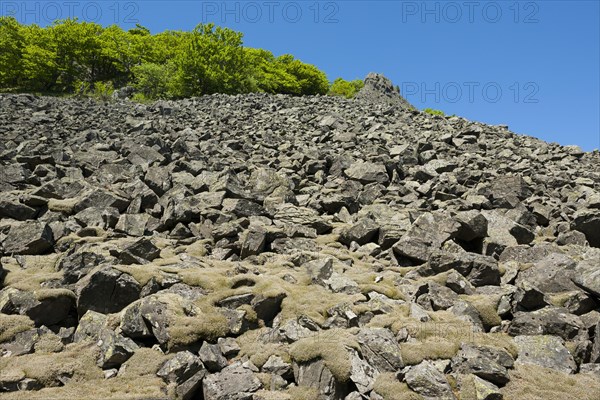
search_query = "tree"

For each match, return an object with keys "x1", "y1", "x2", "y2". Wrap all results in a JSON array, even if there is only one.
[
  {"x1": 132, "y1": 62, "x2": 177, "y2": 100},
  {"x1": 328, "y1": 78, "x2": 364, "y2": 99},
  {"x1": 173, "y1": 23, "x2": 251, "y2": 96},
  {"x1": 0, "y1": 17, "x2": 25, "y2": 88},
  {"x1": 276, "y1": 54, "x2": 329, "y2": 95}
]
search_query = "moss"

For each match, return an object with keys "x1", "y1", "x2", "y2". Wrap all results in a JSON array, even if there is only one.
[
  {"x1": 0, "y1": 342, "x2": 102, "y2": 387},
  {"x1": 34, "y1": 333, "x2": 64, "y2": 354},
  {"x1": 400, "y1": 339, "x2": 460, "y2": 365},
  {"x1": 118, "y1": 348, "x2": 173, "y2": 378},
  {"x1": 373, "y1": 372, "x2": 424, "y2": 399},
  {"x1": 47, "y1": 198, "x2": 79, "y2": 213},
  {"x1": 501, "y1": 363, "x2": 600, "y2": 400},
  {"x1": 459, "y1": 294, "x2": 502, "y2": 328},
  {"x1": 549, "y1": 291, "x2": 574, "y2": 307},
  {"x1": 237, "y1": 328, "x2": 291, "y2": 368},
  {"x1": 286, "y1": 386, "x2": 321, "y2": 400},
  {"x1": 289, "y1": 328, "x2": 359, "y2": 382},
  {"x1": 35, "y1": 288, "x2": 76, "y2": 301},
  {"x1": 166, "y1": 306, "x2": 229, "y2": 349},
  {"x1": 0, "y1": 314, "x2": 35, "y2": 343},
  {"x1": 114, "y1": 264, "x2": 162, "y2": 287},
  {"x1": 2, "y1": 255, "x2": 62, "y2": 292}
]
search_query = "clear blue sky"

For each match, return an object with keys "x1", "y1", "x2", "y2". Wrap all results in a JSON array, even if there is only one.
[{"x1": 6, "y1": 1, "x2": 599, "y2": 150}]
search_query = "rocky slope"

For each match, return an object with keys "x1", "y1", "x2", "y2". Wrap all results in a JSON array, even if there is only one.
[{"x1": 0, "y1": 75, "x2": 600, "y2": 400}]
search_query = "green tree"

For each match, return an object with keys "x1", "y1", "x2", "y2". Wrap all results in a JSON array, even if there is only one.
[
  {"x1": 328, "y1": 78, "x2": 364, "y2": 98},
  {"x1": 277, "y1": 54, "x2": 329, "y2": 95},
  {"x1": 173, "y1": 23, "x2": 250, "y2": 96},
  {"x1": 246, "y1": 48, "x2": 299, "y2": 94},
  {"x1": 0, "y1": 17, "x2": 25, "y2": 88},
  {"x1": 132, "y1": 62, "x2": 177, "y2": 100}
]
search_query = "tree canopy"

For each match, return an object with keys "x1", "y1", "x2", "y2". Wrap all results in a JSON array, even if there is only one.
[{"x1": 0, "y1": 17, "x2": 362, "y2": 101}]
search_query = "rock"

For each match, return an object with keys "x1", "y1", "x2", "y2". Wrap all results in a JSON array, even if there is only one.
[
  {"x1": 2, "y1": 222, "x2": 54, "y2": 255},
  {"x1": 454, "y1": 210, "x2": 488, "y2": 242},
  {"x1": 340, "y1": 218, "x2": 380, "y2": 246},
  {"x1": 240, "y1": 227, "x2": 267, "y2": 259},
  {"x1": 117, "y1": 238, "x2": 160, "y2": 265},
  {"x1": 356, "y1": 72, "x2": 414, "y2": 109},
  {"x1": 404, "y1": 360, "x2": 456, "y2": 400},
  {"x1": 58, "y1": 248, "x2": 107, "y2": 284},
  {"x1": 513, "y1": 335, "x2": 577, "y2": 373},
  {"x1": 345, "y1": 162, "x2": 389, "y2": 184},
  {"x1": 293, "y1": 359, "x2": 349, "y2": 399},
  {"x1": 349, "y1": 348, "x2": 378, "y2": 394},
  {"x1": 515, "y1": 253, "x2": 578, "y2": 293},
  {"x1": 511, "y1": 282, "x2": 548, "y2": 312},
  {"x1": 470, "y1": 375, "x2": 503, "y2": 400},
  {"x1": 262, "y1": 355, "x2": 292, "y2": 377},
  {"x1": 157, "y1": 350, "x2": 207, "y2": 400},
  {"x1": 0, "y1": 198, "x2": 37, "y2": 220},
  {"x1": 76, "y1": 267, "x2": 141, "y2": 315},
  {"x1": 356, "y1": 327, "x2": 404, "y2": 372},
  {"x1": 198, "y1": 342, "x2": 228, "y2": 372},
  {"x1": 573, "y1": 260, "x2": 600, "y2": 298},
  {"x1": 0, "y1": 288, "x2": 74, "y2": 327},
  {"x1": 571, "y1": 210, "x2": 600, "y2": 247},
  {"x1": 203, "y1": 363, "x2": 262, "y2": 400},
  {"x1": 450, "y1": 343, "x2": 513, "y2": 386},
  {"x1": 393, "y1": 214, "x2": 460, "y2": 263},
  {"x1": 97, "y1": 330, "x2": 138, "y2": 368},
  {"x1": 304, "y1": 257, "x2": 334, "y2": 285},
  {"x1": 508, "y1": 307, "x2": 584, "y2": 340}
]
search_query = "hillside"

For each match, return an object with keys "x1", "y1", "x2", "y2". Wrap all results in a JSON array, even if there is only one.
[{"x1": 0, "y1": 74, "x2": 600, "y2": 400}]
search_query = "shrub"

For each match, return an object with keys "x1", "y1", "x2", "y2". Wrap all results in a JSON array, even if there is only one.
[
  {"x1": 424, "y1": 108, "x2": 445, "y2": 116},
  {"x1": 328, "y1": 78, "x2": 364, "y2": 98}
]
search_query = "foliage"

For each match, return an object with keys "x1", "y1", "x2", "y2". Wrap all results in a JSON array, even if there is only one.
[
  {"x1": 424, "y1": 108, "x2": 445, "y2": 116},
  {"x1": 328, "y1": 78, "x2": 364, "y2": 98},
  {"x1": 1, "y1": 18, "x2": 340, "y2": 99}
]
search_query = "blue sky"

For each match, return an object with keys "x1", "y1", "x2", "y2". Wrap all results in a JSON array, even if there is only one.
[{"x1": 5, "y1": 1, "x2": 599, "y2": 150}]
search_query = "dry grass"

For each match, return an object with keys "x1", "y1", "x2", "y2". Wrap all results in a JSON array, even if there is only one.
[
  {"x1": 373, "y1": 372, "x2": 424, "y2": 399},
  {"x1": 289, "y1": 328, "x2": 359, "y2": 382},
  {"x1": 501, "y1": 364, "x2": 600, "y2": 400},
  {"x1": 286, "y1": 386, "x2": 321, "y2": 400},
  {"x1": 459, "y1": 294, "x2": 502, "y2": 328},
  {"x1": 400, "y1": 338, "x2": 460, "y2": 365},
  {"x1": 0, "y1": 342, "x2": 102, "y2": 387},
  {"x1": 237, "y1": 328, "x2": 291, "y2": 368},
  {"x1": 2, "y1": 255, "x2": 62, "y2": 292},
  {"x1": 0, "y1": 314, "x2": 35, "y2": 343}
]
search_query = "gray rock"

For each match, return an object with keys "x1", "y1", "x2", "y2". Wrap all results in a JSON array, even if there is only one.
[
  {"x1": 404, "y1": 360, "x2": 456, "y2": 400},
  {"x1": 356, "y1": 327, "x2": 404, "y2": 372},
  {"x1": 450, "y1": 343, "x2": 513, "y2": 386},
  {"x1": 97, "y1": 330, "x2": 138, "y2": 368},
  {"x1": 508, "y1": 307, "x2": 584, "y2": 340},
  {"x1": 157, "y1": 350, "x2": 207, "y2": 400},
  {"x1": 293, "y1": 359, "x2": 349, "y2": 399},
  {"x1": 76, "y1": 267, "x2": 141, "y2": 316},
  {"x1": 345, "y1": 161, "x2": 389, "y2": 184},
  {"x1": 203, "y1": 363, "x2": 262, "y2": 400},
  {"x1": 513, "y1": 335, "x2": 577, "y2": 373},
  {"x1": 573, "y1": 260, "x2": 600, "y2": 298},
  {"x1": 3, "y1": 222, "x2": 54, "y2": 255},
  {"x1": 198, "y1": 342, "x2": 228, "y2": 372},
  {"x1": 0, "y1": 287, "x2": 74, "y2": 327},
  {"x1": 571, "y1": 210, "x2": 600, "y2": 247}
]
